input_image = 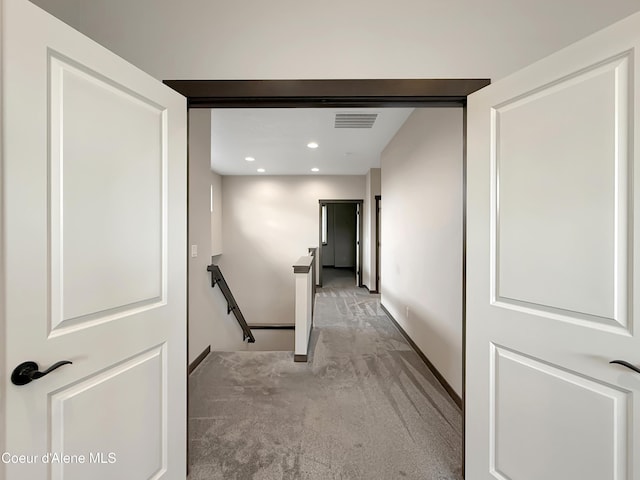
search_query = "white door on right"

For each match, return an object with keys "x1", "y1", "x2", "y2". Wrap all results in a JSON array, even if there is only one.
[{"x1": 467, "y1": 11, "x2": 640, "y2": 480}]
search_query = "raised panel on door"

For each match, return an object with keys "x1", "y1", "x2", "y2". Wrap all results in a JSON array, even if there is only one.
[
  {"x1": 492, "y1": 53, "x2": 630, "y2": 332},
  {"x1": 50, "y1": 52, "x2": 167, "y2": 335},
  {"x1": 50, "y1": 347, "x2": 166, "y2": 480},
  {"x1": 490, "y1": 346, "x2": 629, "y2": 480}
]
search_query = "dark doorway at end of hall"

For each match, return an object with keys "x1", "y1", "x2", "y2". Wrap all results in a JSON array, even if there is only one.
[{"x1": 320, "y1": 201, "x2": 360, "y2": 289}]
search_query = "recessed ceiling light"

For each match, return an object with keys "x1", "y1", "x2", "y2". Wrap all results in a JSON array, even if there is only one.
[
  {"x1": 311, "y1": 168, "x2": 319, "y2": 172},
  {"x1": 245, "y1": 156, "x2": 255, "y2": 162},
  {"x1": 257, "y1": 168, "x2": 266, "y2": 173},
  {"x1": 307, "y1": 142, "x2": 319, "y2": 149}
]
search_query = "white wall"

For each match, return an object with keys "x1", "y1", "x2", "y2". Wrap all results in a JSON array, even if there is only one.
[
  {"x1": 211, "y1": 173, "x2": 222, "y2": 256},
  {"x1": 363, "y1": 168, "x2": 381, "y2": 291},
  {"x1": 188, "y1": 110, "x2": 224, "y2": 363},
  {"x1": 381, "y1": 108, "x2": 464, "y2": 395},
  {"x1": 219, "y1": 175, "x2": 365, "y2": 326},
  {"x1": 190, "y1": 112, "x2": 295, "y2": 354}
]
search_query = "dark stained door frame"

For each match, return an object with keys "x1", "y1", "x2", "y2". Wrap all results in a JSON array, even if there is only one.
[
  {"x1": 167, "y1": 79, "x2": 489, "y2": 479},
  {"x1": 318, "y1": 199, "x2": 364, "y2": 288},
  {"x1": 163, "y1": 79, "x2": 489, "y2": 108},
  {"x1": 375, "y1": 195, "x2": 382, "y2": 294}
]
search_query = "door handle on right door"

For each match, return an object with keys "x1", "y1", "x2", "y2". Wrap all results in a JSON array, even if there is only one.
[{"x1": 610, "y1": 360, "x2": 640, "y2": 375}]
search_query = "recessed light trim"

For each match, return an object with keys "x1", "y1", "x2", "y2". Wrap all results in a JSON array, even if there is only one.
[
  {"x1": 307, "y1": 142, "x2": 319, "y2": 149},
  {"x1": 245, "y1": 156, "x2": 255, "y2": 162},
  {"x1": 311, "y1": 168, "x2": 319, "y2": 172},
  {"x1": 257, "y1": 168, "x2": 266, "y2": 173}
]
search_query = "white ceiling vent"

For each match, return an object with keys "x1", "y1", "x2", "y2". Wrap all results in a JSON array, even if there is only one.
[{"x1": 334, "y1": 113, "x2": 378, "y2": 129}]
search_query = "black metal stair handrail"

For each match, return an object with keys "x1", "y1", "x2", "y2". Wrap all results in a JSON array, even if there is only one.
[
  {"x1": 248, "y1": 323, "x2": 294, "y2": 330},
  {"x1": 206, "y1": 264, "x2": 256, "y2": 343}
]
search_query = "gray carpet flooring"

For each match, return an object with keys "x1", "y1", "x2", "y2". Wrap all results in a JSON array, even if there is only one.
[{"x1": 189, "y1": 271, "x2": 463, "y2": 479}]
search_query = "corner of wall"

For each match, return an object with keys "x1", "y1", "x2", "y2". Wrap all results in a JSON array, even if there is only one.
[
  {"x1": 211, "y1": 170, "x2": 223, "y2": 256},
  {"x1": 188, "y1": 109, "x2": 220, "y2": 363}
]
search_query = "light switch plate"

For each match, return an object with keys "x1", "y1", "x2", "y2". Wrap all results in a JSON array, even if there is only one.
[{"x1": 191, "y1": 245, "x2": 198, "y2": 257}]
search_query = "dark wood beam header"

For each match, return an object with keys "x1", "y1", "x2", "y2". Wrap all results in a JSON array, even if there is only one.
[{"x1": 162, "y1": 79, "x2": 491, "y2": 108}]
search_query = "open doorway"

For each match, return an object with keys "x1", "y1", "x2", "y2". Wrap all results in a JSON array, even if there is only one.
[
  {"x1": 318, "y1": 200, "x2": 363, "y2": 288},
  {"x1": 171, "y1": 79, "x2": 487, "y2": 477}
]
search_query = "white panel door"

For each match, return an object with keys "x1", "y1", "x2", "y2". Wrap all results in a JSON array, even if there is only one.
[
  {"x1": 467, "y1": 11, "x2": 640, "y2": 480},
  {"x1": 1, "y1": 0, "x2": 187, "y2": 479}
]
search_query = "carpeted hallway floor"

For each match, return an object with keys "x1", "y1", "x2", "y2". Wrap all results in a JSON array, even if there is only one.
[{"x1": 188, "y1": 270, "x2": 463, "y2": 479}]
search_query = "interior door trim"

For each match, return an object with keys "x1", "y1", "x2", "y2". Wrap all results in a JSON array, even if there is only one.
[
  {"x1": 317, "y1": 199, "x2": 364, "y2": 288},
  {"x1": 168, "y1": 78, "x2": 488, "y2": 478},
  {"x1": 375, "y1": 194, "x2": 381, "y2": 294},
  {"x1": 163, "y1": 78, "x2": 490, "y2": 108}
]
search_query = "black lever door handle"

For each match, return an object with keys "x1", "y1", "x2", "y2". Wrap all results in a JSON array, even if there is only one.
[
  {"x1": 11, "y1": 360, "x2": 73, "y2": 386},
  {"x1": 610, "y1": 360, "x2": 640, "y2": 375}
]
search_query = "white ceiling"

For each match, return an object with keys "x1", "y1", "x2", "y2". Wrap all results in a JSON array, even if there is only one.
[
  {"x1": 210, "y1": 108, "x2": 414, "y2": 175},
  {"x1": 29, "y1": 1, "x2": 640, "y2": 82},
  {"x1": 26, "y1": 0, "x2": 640, "y2": 178}
]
